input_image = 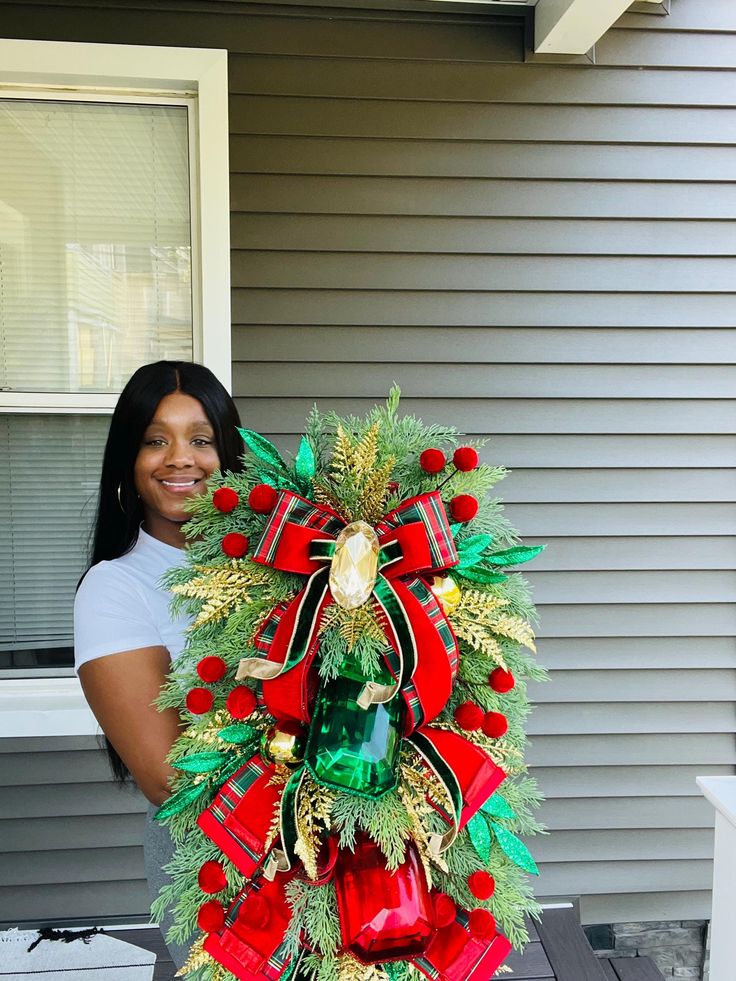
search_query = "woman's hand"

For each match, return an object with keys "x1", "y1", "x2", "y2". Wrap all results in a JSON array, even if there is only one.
[{"x1": 79, "y1": 646, "x2": 185, "y2": 806}]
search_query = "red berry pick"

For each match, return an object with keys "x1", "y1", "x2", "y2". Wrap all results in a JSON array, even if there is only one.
[
  {"x1": 489, "y1": 667, "x2": 515, "y2": 693},
  {"x1": 186, "y1": 687, "x2": 214, "y2": 715},
  {"x1": 468, "y1": 908, "x2": 496, "y2": 940},
  {"x1": 454, "y1": 701, "x2": 484, "y2": 731},
  {"x1": 468, "y1": 870, "x2": 496, "y2": 900},
  {"x1": 198, "y1": 860, "x2": 228, "y2": 894},
  {"x1": 420, "y1": 448, "x2": 446, "y2": 474},
  {"x1": 197, "y1": 900, "x2": 225, "y2": 933},
  {"x1": 212, "y1": 486, "x2": 239, "y2": 513},
  {"x1": 226, "y1": 685, "x2": 257, "y2": 720},
  {"x1": 248, "y1": 483, "x2": 278, "y2": 513},
  {"x1": 450, "y1": 494, "x2": 479, "y2": 523},
  {"x1": 482, "y1": 711, "x2": 508, "y2": 738},
  {"x1": 197, "y1": 655, "x2": 227, "y2": 683},
  {"x1": 222, "y1": 532, "x2": 249, "y2": 558},
  {"x1": 453, "y1": 446, "x2": 479, "y2": 472}
]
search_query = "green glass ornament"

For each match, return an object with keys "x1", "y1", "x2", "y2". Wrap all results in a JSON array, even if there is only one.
[{"x1": 305, "y1": 657, "x2": 403, "y2": 799}]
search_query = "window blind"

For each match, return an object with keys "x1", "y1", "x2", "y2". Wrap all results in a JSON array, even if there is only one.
[{"x1": 0, "y1": 98, "x2": 193, "y2": 393}]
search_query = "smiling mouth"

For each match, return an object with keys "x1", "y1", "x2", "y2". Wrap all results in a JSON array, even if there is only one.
[{"x1": 160, "y1": 479, "x2": 199, "y2": 488}]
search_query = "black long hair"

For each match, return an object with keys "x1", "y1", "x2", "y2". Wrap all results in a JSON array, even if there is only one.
[{"x1": 80, "y1": 360, "x2": 244, "y2": 785}]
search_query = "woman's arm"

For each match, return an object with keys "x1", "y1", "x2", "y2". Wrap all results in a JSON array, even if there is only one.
[{"x1": 78, "y1": 646, "x2": 185, "y2": 806}]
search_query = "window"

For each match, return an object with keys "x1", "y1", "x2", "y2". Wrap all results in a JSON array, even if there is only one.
[{"x1": 0, "y1": 40, "x2": 230, "y2": 732}]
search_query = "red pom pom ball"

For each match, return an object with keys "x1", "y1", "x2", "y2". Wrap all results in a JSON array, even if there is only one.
[
  {"x1": 482, "y1": 711, "x2": 508, "y2": 738},
  {"x1": 198, "y1": 860, "x2": 227, "y2": 894},
  {"x1": 249, "y1": 483, "x2": 278, "y2": 514},
  {"x1": 433, "y1": 893, "x2": 457, "y2": 929},
  {"x1": 454, "y1": 701, "x2": 484, "y2": 731},
  {"x1": 468, "y1": 870, "x2": 496, "y2": 900},
  {"x1": 197, "y1": 656, "x2": 227, "y2": 683},
  {"x1": 186, "y1": 687, "x2": 214, "y2": 715},
  {"x1": 419, "y1": 449, "x2": 446, "y2": 474},
  {"x1": 450, "y1": 494, "x2": 479, "y2": 523},
  {"x1": 222, "y1": 532, "x2": 249, "y2": 558},
  {"x1": 453, "y1": 447, "x2": 479, "y2": 472},
  {"x1": 212, "y1": 487, "x2": 239, "y2": 513},
  {"x1": 489, "y1": 667, "x2": 515, "y2": 693},
  {"x1": 197, "y1": 900, "x2": 225, "y2": 933},
  {"x1": 226, "y1": 685, "x2": 257, "y2": 720},
  {"x1": 468, "y1": 909, "x2": 496, "y2": 940}
]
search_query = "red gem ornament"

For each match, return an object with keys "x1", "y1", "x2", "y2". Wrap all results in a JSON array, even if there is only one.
[
  {"x1": 334, "y1": 832, "x2": 435, "y2": 963},
  {"x1": 198, "y1": 899, "x2": 225, "y2": 933},
  {"x1": 226, "y1": 685, "x2": 257, "y2": 720},
  {"x1": 452, "y1": 447, "x2": 479, "y2": 472},
  {"x1": 482, "y1": 711, "x2": 508, "y2": 738},
  {"x1": 420, "y1": 449, "x2": 446, "y2": 474},
  {"x1": 467, "y1": 871, "x2": 495, "y2": 901},
  {"x1": 248, "y1": 483, "x2": 278, "y2": 513},
  {"x1": 199, "y1": 860, "x2": 228, "y2": 894},
  {"x1": 197, "y1": 656, "x2": 227, "y2": 683},
  {"x1": 489, "y1": 668, "x2": 515, "y2": 693},
  {"x1": 222, "y1": 532, "x2": 249, "y2": 558},
  {"x1": 468, "y1": 909, "x2": 496, "y2": 940},
  {"x1": 186, "y1": 687, "x2": 214, "y2": 715},
  {"x1": 454, "y1": 701, "x2": 484, "y2": 731},
  {"x1": 213, "y1": 486, "x2": 239, "y2": 513},
  {"x1": 433, "y1": 893, "x2": 457, "y2": 929},
  {"x1": 450, "y1": 494, "x2": 479, "y2": 523}
]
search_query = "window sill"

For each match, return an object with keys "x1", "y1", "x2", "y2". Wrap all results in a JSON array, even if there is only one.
[{"x1": 0, "y1": 676, "x2": 98, "y2": 738}]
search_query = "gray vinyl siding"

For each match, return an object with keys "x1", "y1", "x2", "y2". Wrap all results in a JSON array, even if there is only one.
[{"x1": 1, "y1": 0, "x2": 733, "y2": 930}]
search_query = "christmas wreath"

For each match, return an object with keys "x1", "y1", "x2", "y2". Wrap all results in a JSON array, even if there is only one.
[{"x1": 152, "y1": 388, "x2": 548, "y2": 981}]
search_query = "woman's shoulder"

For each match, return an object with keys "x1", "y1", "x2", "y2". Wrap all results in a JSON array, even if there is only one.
[{"x1": 75, "y1": 554, "x2": 150, "y2": 621}]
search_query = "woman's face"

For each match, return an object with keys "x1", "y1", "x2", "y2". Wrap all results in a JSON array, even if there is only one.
[{"x1": 134, "y1": 391, "x2": 221, "y2": 546}]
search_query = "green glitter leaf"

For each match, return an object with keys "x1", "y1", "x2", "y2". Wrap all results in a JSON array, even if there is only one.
[
  {"x1": 455, "y1": 566, "x2": 508, "y2": 584},
  {"x1": 217, "y1": 723, "x2": 259, "y2": 745},
  {"x1": 172, "y1": 751, "x2": 230, "y2": 773},
  {"x1": 238, "y1": 428, "x2": 289, "y2": 473},
  {"x1": 466, "y1": 812, "x2": 492, "y2": 863},
  {"x1": 213, "y1": 754, "x2": 250, "y2": 788},
  {"x1": 490, "y1": 822, "x2": 539, "y2": 875},
  {"x1": 295, "y1": 437, "x2": 316, "y2": 491},
  {"x1": 153, "y1": 780, "x2": 209, "y2": 821},
  {"x1": 484, "y1": 544, "x2": 546, "y2": 567},
  {"x1": 481, "y1": 793, "x2": 517, "y2": 820}
]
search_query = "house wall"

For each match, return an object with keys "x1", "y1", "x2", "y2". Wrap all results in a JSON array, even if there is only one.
[{"x1": 1, "y1": 0, "x2": 733, "y2": 931}]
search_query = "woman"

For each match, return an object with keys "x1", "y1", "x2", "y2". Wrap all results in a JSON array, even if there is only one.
[{"x1": 74, "y1": 360, "x2": 243, "y2": 969}]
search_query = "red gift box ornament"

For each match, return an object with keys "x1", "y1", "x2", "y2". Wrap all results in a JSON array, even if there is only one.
[
  {"x1": 334, "y1": 832, "x2": 436, "y2": 964},
  {"x1": 413, "y1": 906, "x2": 512, "y2": 981},
  {"x1": 203, "y1": 870, "x2": 298, "y2": 981}
]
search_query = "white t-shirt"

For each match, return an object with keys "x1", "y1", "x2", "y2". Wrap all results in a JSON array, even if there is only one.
[{"x1": 73, "y1": 526, "x2": 192, "y2": 675}]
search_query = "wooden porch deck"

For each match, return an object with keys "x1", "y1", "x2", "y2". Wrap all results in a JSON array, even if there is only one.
[{"x1": 107, "y1": 908, "x2": 666, "y2": 981}]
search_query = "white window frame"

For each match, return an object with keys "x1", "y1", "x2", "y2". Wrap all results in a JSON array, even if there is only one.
[{"x1": 0, "y1": 38, "x2": 231, "y2": 737}]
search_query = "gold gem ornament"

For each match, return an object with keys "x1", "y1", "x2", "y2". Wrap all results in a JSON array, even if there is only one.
[
  {"x1": 429, "y1": 575, "x2": 461, "y2": 614},
  {"x1": 329, "y1": 521, "x2": 380, "y2": 609},
  {"x1": 260, "y1": 720, "x2": 308, "y2": 767}
]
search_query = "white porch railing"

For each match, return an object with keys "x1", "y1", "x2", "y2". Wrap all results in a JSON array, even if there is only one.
[{"x1": 697, "y1": 775, "x2": 736, "y2": 981}]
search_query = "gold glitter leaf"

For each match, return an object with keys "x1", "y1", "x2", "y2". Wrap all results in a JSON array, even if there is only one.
[{"x1": 172, "y1": 560, "x2": 274, "y2": 629}]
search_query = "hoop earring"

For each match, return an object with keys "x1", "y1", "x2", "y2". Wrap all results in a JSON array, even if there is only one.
[{"x1": 117, "y1": 483, "x2": 126, "y2": 514}]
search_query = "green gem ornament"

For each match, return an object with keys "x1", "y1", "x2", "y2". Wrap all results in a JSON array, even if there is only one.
[{"x1": 305, "y1": 657, "x2": 403, "y2": 799}]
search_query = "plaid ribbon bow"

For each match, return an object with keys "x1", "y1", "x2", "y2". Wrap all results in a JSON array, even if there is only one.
[{"x1": 236, "y1": 490, "x2": 461, "y2": 734}]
